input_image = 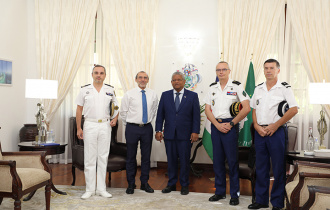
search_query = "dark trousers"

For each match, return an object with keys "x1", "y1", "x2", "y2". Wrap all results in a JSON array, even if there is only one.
[
  {"x1": 125, "y1": 123, "x2": 153, "y2": 185},
  {"x1": 211, "y1": 120, "x2": 239, "y2": 198},
  {"x1": 164, "y1": 138, "x2": 192, "y2": 187},
  {"x1": 255, "y1": 126, "x2": 287, "y2": 208}
]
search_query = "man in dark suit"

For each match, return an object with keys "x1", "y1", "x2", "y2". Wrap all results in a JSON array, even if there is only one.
[{"x1": 155, "y1": 71, "x2": 200, "y2": 195}]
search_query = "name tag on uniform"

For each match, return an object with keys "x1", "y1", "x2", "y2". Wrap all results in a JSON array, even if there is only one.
[
  {"x1": 227, "y1": 92, "x2": 237, "y2": 96},
  {"x1": 106, "y1": 92, "x2": 113, "y2": 96}
]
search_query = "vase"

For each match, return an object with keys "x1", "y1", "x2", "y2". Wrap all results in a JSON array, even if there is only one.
[{"x1": 19, "y1": 124, "x2": 38, "y2": 142}]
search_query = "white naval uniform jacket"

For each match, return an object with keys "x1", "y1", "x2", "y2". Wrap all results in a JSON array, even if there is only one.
[{"x1": 76, "y1": 83, "x2": 118, "y2": 120}]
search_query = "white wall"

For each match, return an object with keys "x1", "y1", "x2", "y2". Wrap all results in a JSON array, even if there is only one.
[
  {"x1": 151, "y1": 0, "x2": 219, "y2": 164},
  {"x1": 0, "y1": 0, "x2": 37, "y2": 151}
]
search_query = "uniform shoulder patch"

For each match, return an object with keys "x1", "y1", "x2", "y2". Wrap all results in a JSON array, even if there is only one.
[
  {"x1": 81, "y1": 84, "x2": 91, "y2": 88},
  {"x1": 209, "y1": 82, "x2": 217, "y2": 87},
  {"x1": 232, "y1": 80, "x2": 241, "y2": 85},
  {"x1": 105, "y1": 83, "x2": 114, "y2": 88},
  {"x1": 256, "y1": 82, "x2": 264, "y2": 87},
  {"x1": 281, "y1": 82, "x2": 291, "y2": 88}
]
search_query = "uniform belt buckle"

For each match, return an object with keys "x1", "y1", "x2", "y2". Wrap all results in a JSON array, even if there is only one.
[
  {"x1": 217, "y1": 119, "x2": 222, "y2": 123},
  {"x1": 98, "y1": 119, "x2": 102, "y2": 123},
  {"x1": 139, "y1": 124, "x2": 144, "y2": 127}
]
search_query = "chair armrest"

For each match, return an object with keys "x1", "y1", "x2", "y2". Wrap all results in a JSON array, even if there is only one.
[
  {"x1": 302, "y1": 186, "x2": 330, "y2": 210},
  {"x1": 2, "y1": 151, "x2": 51, "y2": 173},
  {"x1": 290, "y1": 172, "x2": 330, "y2": 208},
  {"x1": 0, "y1": 160, "x2": 22, "y2": 193},
  {"x1": 287, "y1": 161, "x2": 330, "y2": 183}
]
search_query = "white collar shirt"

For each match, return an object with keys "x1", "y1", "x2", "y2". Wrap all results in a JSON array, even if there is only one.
[
  {"x1": 120, "y1": 87, "x2": 158, "y2": 124},
  {"x1": 75, "y1": 84, "x2": 118, "y2": 120},
  {"x1": 251, "y1": 80, "x2": 298, "y2": 125},
  {"x1": 204, "y1": 79, "x2": 250, "y2": 119},
  {"x1": 173, "y1": 88, "x2": 184, "y2": 102}
]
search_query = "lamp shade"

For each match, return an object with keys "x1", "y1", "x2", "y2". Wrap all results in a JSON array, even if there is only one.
[
  {"x1": 25, "y1": 79, "x2": 58, "y2": 99},
  {"x1": 309, "y1": 82, "x2": 330, "y2": 104}
]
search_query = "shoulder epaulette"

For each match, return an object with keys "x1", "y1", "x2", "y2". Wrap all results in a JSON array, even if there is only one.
[
  {"x1": 256, "y1": 82, "x2": 264, "y2": 87},
  {"x1": 281, "y1": 82, "x2": 291, "y2": 88},
  {"x1": 209, "y1": 82, "x2": 217, "y2": 87},
  {"x1": 105, "y1": 84, "x2": 114, "y2": 88},
  {"x1": 81, "y1": 84, "x2": 91, "y2": 88},
  {"x1": 232, "y1": 80, "x2": 241, "y2": 85}
]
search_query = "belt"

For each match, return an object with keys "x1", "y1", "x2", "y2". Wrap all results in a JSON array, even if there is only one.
[
  {"x1": 85, "y1": 118, "x2": 109, "y2": 123},
  {"x1": 259, "y1": 124, "x2": 286, "y2": 128},
  {"x1": 127, "y1": 122, "x2": 150, "y2": 127},
  {"x1": 216, "y1": 118, "x2": 232, "y2": 123}
]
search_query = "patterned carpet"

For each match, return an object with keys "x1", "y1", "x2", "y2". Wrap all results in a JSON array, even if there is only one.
[{"x1": 1, "y1": 185, "x2": 261, "y2": 209}]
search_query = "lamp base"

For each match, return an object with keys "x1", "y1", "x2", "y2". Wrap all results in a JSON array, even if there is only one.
[{"x1": 319, "y1": 144, "x2": 327, "y2": 149}]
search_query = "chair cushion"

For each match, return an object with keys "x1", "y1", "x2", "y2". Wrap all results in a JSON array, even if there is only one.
[
  {"x1": 285, "y1": 180, "x2": 299, "y2": 203},
  {"x1": 17, "y1": 168, "x2": 50, "y2": 191}
]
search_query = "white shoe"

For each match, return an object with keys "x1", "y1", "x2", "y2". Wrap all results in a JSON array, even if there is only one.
[
  {"x1": 81, "y1": 192, "x2": 95, "y2": 199},
  {"x1": 96, "y1": 191, "x2": 112, "y2": 198}
]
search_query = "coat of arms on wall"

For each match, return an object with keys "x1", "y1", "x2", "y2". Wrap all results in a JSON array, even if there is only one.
[{"x1": 177, "y1": 63, "x2": 202, "y2": 91}]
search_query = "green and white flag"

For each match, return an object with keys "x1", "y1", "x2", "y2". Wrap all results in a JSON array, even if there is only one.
[
  {"x1": 238, "y1": 62, "x2": 255, "y2": 146},
  {"x1": 202, "y1": 118, "x2": 213, "y2": 160}
]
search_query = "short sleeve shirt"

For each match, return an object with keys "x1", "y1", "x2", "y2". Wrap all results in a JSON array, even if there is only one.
[
  {"x1": 251, "y1": 80, "x2": 298, "y2": 125},
  {"x1": 204, "y1": 79, "x2": 250, "y2": 119},
  {"x1": 75, "y1": 84, "x2": 118, "y2": 119}
]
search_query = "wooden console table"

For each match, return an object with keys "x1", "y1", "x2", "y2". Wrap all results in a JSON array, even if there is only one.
[{"x1": 287, "y1": 151, "x2": 330, "y2": 165}]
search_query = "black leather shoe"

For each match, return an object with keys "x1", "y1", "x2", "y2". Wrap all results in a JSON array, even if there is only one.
[
  {"x1": 140, "y1": 183, "x2": 154, "y2": 193},
  {"x1": 126, "y1": 184, "x2": 136, "y2": 194},
  {"x1": 162, "y1": 185, "x2": 176, "y2": 193},
  {"x1": 209, "y1": 194, "x2": 226, "y2": 201},
  {"x1": 229, "y1": 197, "x2": 239, "y2": 206},
  {"x1": 180, "y1": 186, "x2": 189, "y2": 195},
  {"x1": 248, "y1": 202, "x2": 269, "y2": 209},
  {"x1": 272, "y1": 207, "x2": 282, "y2": 210}
]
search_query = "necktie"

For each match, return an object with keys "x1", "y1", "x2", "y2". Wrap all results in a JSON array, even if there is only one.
[
  {"x1": 175, "y1": 92, "x2": 181, "y2": 111},
  {"x1": 142, "y1": 90, "x2": 148, "y2": 124}
]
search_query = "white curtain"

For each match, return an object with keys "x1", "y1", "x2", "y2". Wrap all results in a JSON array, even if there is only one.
[
  {"x1": 287, "y1": 0, "x2": 330, "y2": 117},
  {"x1": 100, "y1": 0, "x2": 159, "y2": 91},
  {"x1": 35, "y1": 0, "x2": 99, "y2": 123},
  {"x1": 218, "y1": 0, "x2": 285, "y2": 84}
]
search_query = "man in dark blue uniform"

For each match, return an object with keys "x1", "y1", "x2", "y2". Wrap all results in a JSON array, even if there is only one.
[
  {"x1": 248, "y1": 59, "x2": 298, "y2": 209},
  {"x1": 204, "y1": 61, "x2": 251, "y2": 206}
]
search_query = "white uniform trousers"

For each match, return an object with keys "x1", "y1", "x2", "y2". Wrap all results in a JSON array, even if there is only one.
[{"x1": 83, "y1": 121, "x2": 111, "y2": 193}]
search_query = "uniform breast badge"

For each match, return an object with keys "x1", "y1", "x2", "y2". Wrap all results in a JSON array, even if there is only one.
[
  {"x1": 227, "y1": 92, "x2": 237, "y2": 96},
  {"x1": 212, "y1": 100, "x2": 215, "y2": 106},
  {"x1": 243, "y1": 91, "x2": 247, "y2": 97},
  {"x1": 106, "y1": 92, "x2": 113, "y2": 96},
  {"x1": 212, "y1": 92, "x2": 216, "y2": 96},
  {"x1": 256, "y1": 99, "x2": 259, "y2": 105}
]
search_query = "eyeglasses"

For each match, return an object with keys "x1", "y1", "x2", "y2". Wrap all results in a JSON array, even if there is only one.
[{"x1": 216, "y1": 68, "x2": 229, "y2": 72}]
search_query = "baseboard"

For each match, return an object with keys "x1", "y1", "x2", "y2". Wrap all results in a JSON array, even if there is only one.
[{"x1": 156, "y1": 161, "x2": 213, "y2": 171}]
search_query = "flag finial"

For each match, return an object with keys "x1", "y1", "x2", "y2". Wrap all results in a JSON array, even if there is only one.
[
  {"x1": 251, "y1": 53, "x2": 253, "y2": 61},
  {"x1": 220, "y1": 52, "x2": 223, "y2": 61}
]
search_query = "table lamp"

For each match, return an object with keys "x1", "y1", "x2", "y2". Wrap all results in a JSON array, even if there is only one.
[
  {"x1": 25, "y1": 79, "x2": 58, "y2": 143},
  {"x1": 309, "y1": 81, "x2": 330, "y2": 149}
]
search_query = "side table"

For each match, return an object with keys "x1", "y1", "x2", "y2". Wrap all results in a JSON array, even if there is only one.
[{"x1": 18, "y1": 142, "x2": 68, "y2": 200}]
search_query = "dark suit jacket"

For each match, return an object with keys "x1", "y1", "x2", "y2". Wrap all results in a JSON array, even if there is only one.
[{"x1": 155, "y1": 88, "x2": 200, "y2": 140}]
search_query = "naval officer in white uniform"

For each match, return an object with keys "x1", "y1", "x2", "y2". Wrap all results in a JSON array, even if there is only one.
[{"x1": 76, "y1": 65, "x2": 119, "y2": 199}]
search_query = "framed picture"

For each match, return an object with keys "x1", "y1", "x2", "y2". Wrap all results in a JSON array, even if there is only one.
[{"x1": 0, "y1": 59, "x2": 13, "y2": 85}]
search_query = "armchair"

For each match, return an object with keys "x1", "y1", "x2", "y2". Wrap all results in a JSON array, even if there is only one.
[
  {"x1": 302, "y1": 185, "x2": 330, "y2": 210},
  {"x1": 285, "y1": 161, "x2": 330, "y2": 209},
  {"x1": 70, "y1": 117, "x2": 127, "y2": 186},
  {"x1": 0, "y1": 143, "x2": 51, "y2": 210}
]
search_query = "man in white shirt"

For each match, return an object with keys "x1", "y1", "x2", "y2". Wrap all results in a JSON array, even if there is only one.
[
  {"x1": 204, "y1": 61, "x2": 251, "y2": 206},
  {"x1": 120, "y1": 71, "x2": 158, "y2": 194},
  {"x1": 248, "y1": 59, "x2": 298, "y2": 210},
  {"x1": 76, "y1": 65, "x2": 119, "y2": 199}
]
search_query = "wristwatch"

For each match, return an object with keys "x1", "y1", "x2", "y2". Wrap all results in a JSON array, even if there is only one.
[{"x1": 230, "y1": 121, "x2": 235, "y2": 127}]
